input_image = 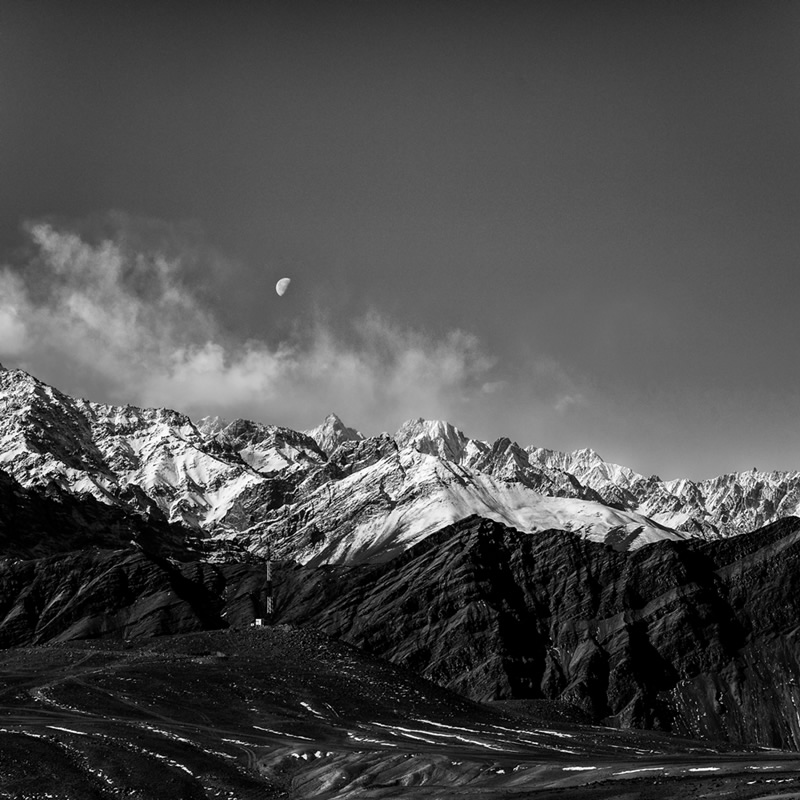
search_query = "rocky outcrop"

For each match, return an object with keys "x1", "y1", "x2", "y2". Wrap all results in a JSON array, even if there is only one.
[{"x1": 277, "y1": 515, "x2": 800, "y2": 749}]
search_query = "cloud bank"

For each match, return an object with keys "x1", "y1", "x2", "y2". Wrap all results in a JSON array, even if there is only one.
[{"x1": 0, "y1": 219, "x2": 497, "y2": 432}]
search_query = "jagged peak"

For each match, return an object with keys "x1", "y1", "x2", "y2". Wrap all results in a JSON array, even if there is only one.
[
  {"x1": 490, "y1": 435, "x2": 525, "y2": 452},
  {"x1": 571, "y1": 447, "x2": 604, "y2": 462},
  {"x1": 195, "y1": 415, "x2": 230, "y2": 436},
  {"x1": 318, "y1": 413, "x2": 363, "y2": 438},
  {"x1": 0, "y1": 364, "x2": 36, "y2": 384},
  {"x1": 395, "y1": 417, "x2": 466, "y2": 441},
  {"x1": 307, "y1": 411, "x2": 361, "y2": 434},
  {"x1": 305, "y1": 412, "x2": 363, "y2": 456},
  {"x1": 393, "y1": 417, "x2": 475, "y2": 463}
]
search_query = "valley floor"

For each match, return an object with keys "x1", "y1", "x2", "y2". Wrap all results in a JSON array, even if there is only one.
[{"x1": 0, "y1": 627, "x2": 798, "y2": 799}]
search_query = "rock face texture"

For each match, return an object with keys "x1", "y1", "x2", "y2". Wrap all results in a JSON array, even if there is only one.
[
  {"x1": 277, "y1": 515, "x2": 800, "y2": 750},
  {"x1": 0, "y1": 469, "x2": 191, "y2": 560},
  {"x1": 3, "y1": 512, "x2": 800, "y2": 749},
  {"x1": 0, "y1": 548, "x2": 270, "y2": 646}
]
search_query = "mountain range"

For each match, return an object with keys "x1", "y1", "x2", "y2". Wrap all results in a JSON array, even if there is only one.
[
  {"x1": 4, "y1": 361, "x2": 800, "y2": 765},
  {"x1": 2, "y1": 362, "x2": 799, "y2": 566}
]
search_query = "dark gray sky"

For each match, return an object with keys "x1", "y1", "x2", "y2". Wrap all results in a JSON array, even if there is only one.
[{"x1": 2, "y1": 1, "x2": 800, "y2": 480}]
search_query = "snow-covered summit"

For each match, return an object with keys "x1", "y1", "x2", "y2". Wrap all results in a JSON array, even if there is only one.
[
  {"x1": 195, "y1": 415, "x2": 229, "y2": 436},
  {"x1": 304, "y1": 413, "x2": 363, "y2": 456},
  {"x1": 394, "y1": 418, "x2": 476, "y2": 463},
  {"x1": 0, "y1": 366, "x2": 263, "y2": 528}
]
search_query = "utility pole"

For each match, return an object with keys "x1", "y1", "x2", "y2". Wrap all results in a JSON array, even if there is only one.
[
  {"x1": 252, "y1": 536, "x2": 273, "y2": 628},
  {"x1": 265, "y1": 538, "x2": 273, "y2": 621}
]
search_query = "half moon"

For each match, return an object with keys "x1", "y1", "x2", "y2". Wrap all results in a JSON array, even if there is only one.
[{"x1": 275, "y1": 277, "x2": 291, "y2": 297}]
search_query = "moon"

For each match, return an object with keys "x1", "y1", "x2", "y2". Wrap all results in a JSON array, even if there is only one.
[{"x1": 275, "y1": 277, "x2": 291, "y2": 297}]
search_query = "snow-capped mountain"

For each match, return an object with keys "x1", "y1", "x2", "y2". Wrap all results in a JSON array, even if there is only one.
[
  {"x1": 231, "y1": 440, "x2": 688, "y2": 565},
  {"x1": 0, "y1": 366, "x2": 323, "y2": 534},
  {"x1": 304, "y1": 412, "x2": 363, "y2": 454},
  {"x1": 527, "y1": 445, "x2": 800, "y2": 538},
  {"x1": 0, "y1": 362, "x2": 797, "y2": 564}
]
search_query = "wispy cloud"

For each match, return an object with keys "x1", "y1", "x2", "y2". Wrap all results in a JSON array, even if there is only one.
[
  {"x1": 0, "y1": 218, "x2": 496, "y2": 431},
  {"x1": 530, "y1": 357, "x2": 590, "y2": 416},
  {"x1": 554, "y1": 393, "x2": 586, "y2": 414}
]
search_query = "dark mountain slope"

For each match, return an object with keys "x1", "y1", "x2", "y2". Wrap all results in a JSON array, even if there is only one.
[
  {"x1": 275, "y1": 514, "x2": 800, "y2": 749},
  {"x1": 0, "y1": 548, "x2": 270, "y2": 646},
  {"x1": 0, "y1": 468, "x2": 193, "y2": 559},
  {"x1": 3, "y1": 511, "x2": 800, "y2": 750}
]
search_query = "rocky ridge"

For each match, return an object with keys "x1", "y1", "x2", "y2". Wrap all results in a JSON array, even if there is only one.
[
  {"x1": 528, "y1": 445, "x2": 800, "y2": 538},
  {"x1": 277, "y1": 514, "x2": 800, "y2": 750}
]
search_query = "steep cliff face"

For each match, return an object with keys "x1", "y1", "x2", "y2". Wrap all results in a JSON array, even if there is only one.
[{"x1": 277, "y1": 515, "x2": 800, "y2": 749}]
